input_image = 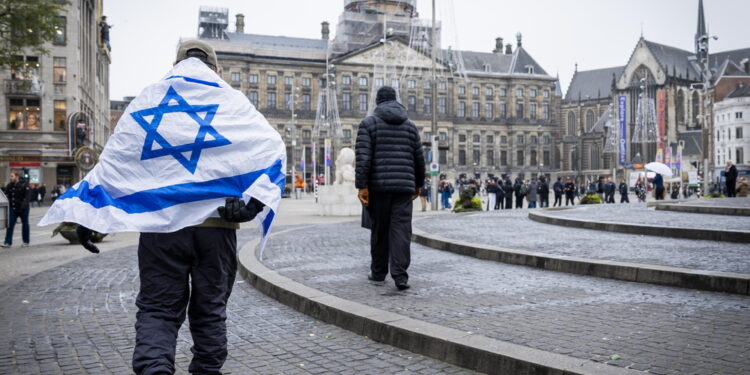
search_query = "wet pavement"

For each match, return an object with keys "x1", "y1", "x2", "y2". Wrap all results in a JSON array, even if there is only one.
[
  {"x1": 0, "y1": 228, "x2": 474, "y2": 375},
  {"x1": 261, "y1": 221, "x2": 750, "y2": 375},
  {"x1": 414, "y1": 209, "x2": 750, "y2": 274}
]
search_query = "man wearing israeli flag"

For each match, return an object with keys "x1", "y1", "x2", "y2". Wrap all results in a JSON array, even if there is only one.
[{"x1": 40, "y1": 40, "x2": 286, "y2": 375}]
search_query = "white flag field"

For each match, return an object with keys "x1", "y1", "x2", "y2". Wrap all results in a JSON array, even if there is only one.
[{"x1": 40, "y1": 58, "x2": 286, "y2": 246}]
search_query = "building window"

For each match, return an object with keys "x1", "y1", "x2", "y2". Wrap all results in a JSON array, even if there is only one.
[
  {"x1": 458, "y1": 150, "x2": 466, "y2": 165},
  {"x1": 458, "y1": 101, "x2": 466, "y2": 117},
  {"x1": 472, "y1": 86, "x2": 480, "y2": 96},
  {"x1": 284, "y1": 93, "x2": 293, "y2": 110},
  {"x1": 267, "y1": 92, "x2": 276, "y2": 109},
  {"x1": 516, "y1": 88, "x2": 523, "y2": 98},
  {"x1": 424, "y1": 131, "x2": 432, "y2": 141},
  {"x1": 485, "y1": 103, "x2": 493, "y2": 118},
  {"x1": 343, "y1": 129, "x2": 352, "y2": 139},
  {"x1": 53, "y1": 57, "x2": 66, "y2": 83},
  {"x1": 408, "y1": 95, "x2": 416, "y2": 112},
  {"x1": 530, "y1": 103, "x2": 537, "y2": 120},
  {"x1": 737, "y1": 112, "x2": 744, "y2": 119},
  {"x1": 472, "y1": 102, "x2": 479, "y2": 118},
  {"x1": 248, "y1": 91, "x2": 259, "y2": 106},
  {"x1": 302, "y1": 94, "x2": 311, "y2": 110},
  {"x1": 486, "y1": 87, "x2": 494, "y2": 96},
  {"x1": 737, "y1": 148, "x2": 745, "y2": 164},
  {"x1": 408, "y1": 79, "x2": 416, "y2": 88},
  {"x1": 567, "y1": 112, "x2": 576, "y2": 135},
  {"x1": 438, "y1": 81, "x2": 447, "y2": 90},
  {"x1": 54, "y1": 16, "x2": 66, "y2": 45},
  {"x1": 267, "y1": 75, "x2": 276, "y2": 85},
  {"x1": 472, "y1": 134, "x2": 480, "y2": 143},
  {"x1": 391, "y1": 78, "x2": 400, "y2": 88},
  {"x1": 517, "y1": 150, "x2": 524, "y2": 166},
  {"x1": 439, "y1": 132, "x2": 447, "y2": 142},
  {"x1": 439, "y1": 149, "x2": 447, "y2": 164},
  {"x1": 676, "y1": 90, "x2": 685, "y2": 125},
  {"x1": 458, "y1": 134, "x2": 466, "y2": 142},
  {"x1": 691, "y1": 91, "x2": 700, "y2": 127},
  {"x1": 249, "y1": 74, "x2": 258, "y2": 83},
  {"x1": 458, "y1": 86, "x2": 465, "y2": 95},
  {"x1": 530, "y1": 89, "x2": 537, "y2": 98},
  {"x1": 542, "y1": 135, "x2": 550, "y2": 144},
  {"x1": 516, "y1": 135, "x2": 524, "y2": 144},
  {"x1": 231, "y1": 72, "x2": 240, "y2": 82},
  {"x1": 530, "y1": 135, "x2": 537, "y2": 144},
  {"x1": 499, "y1": 103, "x2": 507, "y2": 119},
  {"x1": 423, "y1": 97, "x2": 431, "y2": 113},
  {"x1": 54, "y1": 100, "x2": 66, "y2": 131},
  {"x1": 586, "y1": 110, "x2": 596, "y2": 131},
  {"x1": 486, "y1": 135, "x2": 494, "y2": 144},
  {"x1": 543, "y1": 90, "x2": 550, "y2": 98},
  {"x1": 375, "y1": 77, "x2": 384, "y2": 88},
  {"x1": 302, "y1": 129, "x2": 311, "y2": 139},
  {"x1": 359, "y1": 76, "x2": 368, "y2": 86},
  {"x1": 302, "y1": 77, "x2": 311, "y2": 87},
  {"x1": 438, "y1": 97, "x2": 446, "y2": 114},
  {"x1": 424, "y1": 80, "x2": 431, "y2": 89},
  {"x1": 737, "y1": 127, "x2": 744, "y2": 139},
  {"x1": 542, "y1": 104, "x2": 549, "y2": 120},
  {"x1": 8, "y1": 98, "x2": 41, "y2": 130},
  {"x1": 342, "y1": 75, "x2": 351, "y2": 85},
  {"x1": 530, "y1": 150, "x2": 537, "y2": 166},
  {"x1": 284, "y1": 76, "x2": 293, "y2": 85},
  {"x1": 342, "y1": 92, "x2": 351, "y2": 111},
  {"x1": 516, "y1": 101, "x2": 524, "y2": 118},
  {"x1": 499, "y1": 87, "x2": 507, "y2": 97},
  {"x1": 591, "y1": 147, "x2": 600, "y2": 170},
  {"x1": 473, "y1": 149, "x2": 481, "y2": 165},
  {"x1": 500, "y1": 135, "x2": 507, "y2": 144},
  {"x1": 359, "y1": 93, "x2": 368, "y2": 111}
]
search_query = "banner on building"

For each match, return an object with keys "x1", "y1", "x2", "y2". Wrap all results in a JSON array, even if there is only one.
[
  {"x1": 618, "y1": 96, "x2": 627, "y2": 164},
  {"x1": 656, "y1": 90, "x2": 666, "y2": 160},
  {"x1": 324, "y1": 138, "x2": 331, "y2": 167},
  {"x1": 676, "y1": 146, "x2": 682, "y2": 172},
  {"x1": 665, "y1": 146, "x2": 672, "y2": 169}
]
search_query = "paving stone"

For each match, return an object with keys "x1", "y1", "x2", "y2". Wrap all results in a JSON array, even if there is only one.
[
  {"x1": 261, "y1": 221, "x2": 750, "y2": 375},
  {"x1": 414, "y1": 207, "x2": 750, "y2": 273},
  {"x1": 0, "y1": 228, "x2": 473, "y2": 375}
]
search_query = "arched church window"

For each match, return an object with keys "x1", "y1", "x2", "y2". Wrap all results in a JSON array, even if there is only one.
[
  {"x1": 691, "y1": 91, "x2": 701, "y2": 127},
  {"x1": 586, "y1": 109, "x2": 596, "y2": 132},
  {"x1": 567, "y1": 112, "x2": 576, "y2": 136},
  {"x1": 676, "y1": 90, "x2": 685, "y2": 125}
]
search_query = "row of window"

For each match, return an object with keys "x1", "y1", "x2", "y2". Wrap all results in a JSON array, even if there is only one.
[
  {"x1": 454, "y1": 101, "x2": 550, "y2": 120},
  {"x1": 455, "y1": 149, "x2": 551, "y2": 167},
  {"x1": 453, "y1": 134, "x2": 551, "y2": 145},
  {"x1": 716, "y1": 112, "x2": 745, "y2": 122},
  {"x1": 10, "y1": 55, "x2": 68, "y2": 84},
  {"x1": 7, "y1": 98, "x2": 67, "y2": 131},
  {"x1": 238, "y1": 73, "x2": 315, "y2": 87},
  {"x1": 716, "y1": 127, "x2": 744, "y2": 141},
  {"x1": 717, "y1": 147, "x2": 745, "y2": 165}
]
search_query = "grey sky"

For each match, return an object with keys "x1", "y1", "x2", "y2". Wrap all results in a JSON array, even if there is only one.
[{"x1": 106, "y1": 0, "x2": 749, "y2": 101}]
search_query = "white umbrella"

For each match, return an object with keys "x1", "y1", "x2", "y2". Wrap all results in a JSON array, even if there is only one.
[{"x1": 645, "y1": 162, "x2": 673, "y2": 177}]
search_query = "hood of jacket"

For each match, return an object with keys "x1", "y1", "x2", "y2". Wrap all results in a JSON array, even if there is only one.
[{"x1": 373, "y1": 100, "x2": 408, "y2": 124}]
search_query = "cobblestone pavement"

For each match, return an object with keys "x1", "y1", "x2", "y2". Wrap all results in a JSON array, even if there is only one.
[
  {"x1": 0, "y1": 228, "x2": 474, "y2": 375},
  {"x1": 543, "y1": 203, "x2": 750, "y2": 231},
  {"x1": 675, "y1": 197, "x2": 750, "y2": 208},
  {"x1": 414, "y1": 209, "x2": 750, "y2": 274},
  {"x1": 261, "y1": 222, "x2": 750, "y2": 375}
]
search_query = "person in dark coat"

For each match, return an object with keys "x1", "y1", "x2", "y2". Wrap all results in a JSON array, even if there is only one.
[
  {"x1": 503, "y1": 179, "x2": 513, "y2": 209},
  {"x1": 495, "y1": 178, "x2": 505, "y2": 210},
  {"x1": 552, "y1": 177, "x2": 563, "y2": 207},
  {"x1": 38, "y1": 184, "x2": 46, "y2": 205},
  {"x1": 564, "y1": 178, "x2": 576, "y2": 206},
  {"x1": 654, "y1": 173, "x2": 665, "y2": 200},
  {"x1": 513, "y1": 178, "x2": 526, "y2": 209},
  {"x1": 618, "y1": 179, "x2": 630, "y2": 203},
  {"x1": 596, "y1": 177, "x2": 605, "y2": 201},
  {"x1": 2, "y1": 172, "x2": 31, "y2": 247},
  {"x1": 604, "y1": 177, "x2": 616, "y2": 203},
  {"x1": 356, "y1": 86, "x2": 424, "y2": 291},
  {"x1": 538, "y1": 177, "x2": 550, "y2": 208},
  {"x1": 726, "y1": 161, "x2": 738, "y2": 197}
]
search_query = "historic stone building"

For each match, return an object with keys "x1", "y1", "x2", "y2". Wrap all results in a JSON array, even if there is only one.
[
  {"x1": 561, "y1": 0, "x2": 750, "y2": 186},
  {"x1": 190, "y1": 1, "x2": 563, "y2": 184},
  {"x1": 0, "y1": 0, "x2": 111, "y2": 186}
]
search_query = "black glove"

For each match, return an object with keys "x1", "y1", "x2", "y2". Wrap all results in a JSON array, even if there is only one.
[
  {"x1": 217, "y1": 197, "x2": 265, "y2": 223},
  {"x1": 76, "y1": 225, "x2": 100, "y2": 254}
]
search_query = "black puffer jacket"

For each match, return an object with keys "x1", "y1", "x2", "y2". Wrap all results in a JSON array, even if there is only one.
[{"x1": 355, "y1": 100, "x2": 425, "y2": 194}]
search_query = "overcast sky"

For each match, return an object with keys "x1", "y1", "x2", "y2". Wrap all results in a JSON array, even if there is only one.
[{"x1": 105, "y1": 0, "x2": 749, "y2": 101}]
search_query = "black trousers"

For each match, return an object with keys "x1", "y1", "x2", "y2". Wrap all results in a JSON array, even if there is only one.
[
  {"x1": 133, "y1": 227, "x2": 237, "y2": 375},
  {"x1": 565, "y1": 193, "x2": 575, "y2": 206},
  {"x1": 505, "y1": 196, "x2": 513, "y2": 209},
  {"x1": 727, "y1": 179, "x2": 737, "y2": 197},
  {"x1": 553, "y1": 194, "x2": 562, "y2": 207},
  {"x1": 515, "y1": 196, "x2": 524, "y2": 209},
  {"x1": 369, "y1": 192, "x2": 412, "y2": 284},
  {"x1": 620, "y1": 193, "x2": 630, "y2": 203}
]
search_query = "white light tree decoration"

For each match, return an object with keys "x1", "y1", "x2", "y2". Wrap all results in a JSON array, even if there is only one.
[
  {"x1": 631, "y1": 77, "x2": 658, "y2": 145},
  {"x1": 603, "y1": 103, "x2": 618, "y2": 153}
]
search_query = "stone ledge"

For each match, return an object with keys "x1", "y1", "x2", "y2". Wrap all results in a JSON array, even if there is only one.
[
  {"x1": 238, "y1": 229, "x2": 641, "y2": 375},
  {"x1": 654, "y1": 203, "x2": 750, "y2": 216},
  {"x1": 411, "y1": 227, "x2": 750, "y2": 295},
  {"x1": 528, "y1": 210, "x2": 750, "y2": 243}
]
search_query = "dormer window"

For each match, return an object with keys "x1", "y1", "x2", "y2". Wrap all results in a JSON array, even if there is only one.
[
  {"x1": 525, "y1": 65, "x2": 534, "y2": 74},
  {"x1": 482, "y1": 63, "x2": 491, "y2": 72}
]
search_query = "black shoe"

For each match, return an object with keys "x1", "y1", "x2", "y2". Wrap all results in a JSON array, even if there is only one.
[
  {"x1": 367, "y1": 272, "x2": 385, "y2": 282},
  {"x1": 396, "y1": 282, "x2": 410, "y2": 290}
]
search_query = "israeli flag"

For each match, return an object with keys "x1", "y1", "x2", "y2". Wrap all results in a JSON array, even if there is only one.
[{"x1": 40, "y1": 58, "x2": 286, "y2": 247}]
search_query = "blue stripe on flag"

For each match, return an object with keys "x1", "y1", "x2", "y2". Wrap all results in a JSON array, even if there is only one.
[
  {"x1": 58, "y1": 160, "x2": 284, "y2": 214},
  {"x1": 165, "y1": 75, "x2": 221, "y2": 87},
  {"x1": 262, "y1": 210, "x2": 275, "y2": 235}
]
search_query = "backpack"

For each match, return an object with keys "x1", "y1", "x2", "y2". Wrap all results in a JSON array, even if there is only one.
[{"x1": 519, "y1": 184, "x2": 527, "y2": 195}]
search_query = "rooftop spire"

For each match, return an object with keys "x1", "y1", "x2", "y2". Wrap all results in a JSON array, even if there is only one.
[{"x1": 695, "y1": 0, "x2": 707, "y2": 55}]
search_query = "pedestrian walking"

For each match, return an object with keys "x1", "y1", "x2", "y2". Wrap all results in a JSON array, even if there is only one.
[
  {"x1": 654, "y1": 173, "x2": 665, "y2": 200},
  {"x1": 485, "y1": 178, "x2": 498, "y2": 211},
  {"x1": 604, "y1": 177, "x2": 616, "y2": 203},
  {"x1": 39, "y1": 183, "x2": 46, "y2": 205},
  {"x1": 725, "y1": 160, "x2": 738, "y2": 197},
  {"x1": 495, "y1": 178, "x2": 505, "y2": 210},
  {"x1": 514, "y1": 178, "x2": 526, "y2": 209},
  {"x1": 618, "y1": 179, "x2": 630, "y2": 203},
  {"x1": 419, "y1": 177, "x2": 430, "y2": 211},
  {"x1": 564, "y1": 178, "x2": 576, "y2": 206},
  {"x1": 552, "y1": 177, "x2": 563, "y2": 207},
  {"x1": 2, "y1": 172, "x2": 31, "y2": 248},
  {"x1": 356, "y1": 86, "x2": 424, "y2": 291},
  {"x1": 538, "y1": 177, "x2": 549, "y2": 208},
  {"x1": 294, "y1": 175, "x2": 304, "y2": 199},
  {"x1": 635, "y1": 176, "x2": 646, "y2": 202},
  {"x1": 527, "y1": 179, "x2": 538, "y2": 208},
  {"x1": 440, "y1": 180, "x2": 454, "y2": 210}
]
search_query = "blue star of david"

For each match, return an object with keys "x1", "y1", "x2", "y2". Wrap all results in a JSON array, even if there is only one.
[{"x1": 130, "y1": 86, "x2": 231, "y2": 174}]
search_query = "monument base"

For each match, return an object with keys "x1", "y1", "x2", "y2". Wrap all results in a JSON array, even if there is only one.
[{"x1": 318, "y1": 184, "x2": 360, "y2": 216}]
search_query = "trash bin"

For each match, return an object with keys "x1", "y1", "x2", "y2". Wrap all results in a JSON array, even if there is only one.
[{"x1": 0, "y1": 190, "x2": 7, "y2": 229}]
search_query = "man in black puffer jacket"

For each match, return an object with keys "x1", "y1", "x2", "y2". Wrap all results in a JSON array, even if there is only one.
[{"x1": 355, "y1": 86, "x2": 425, "y2": 291}]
